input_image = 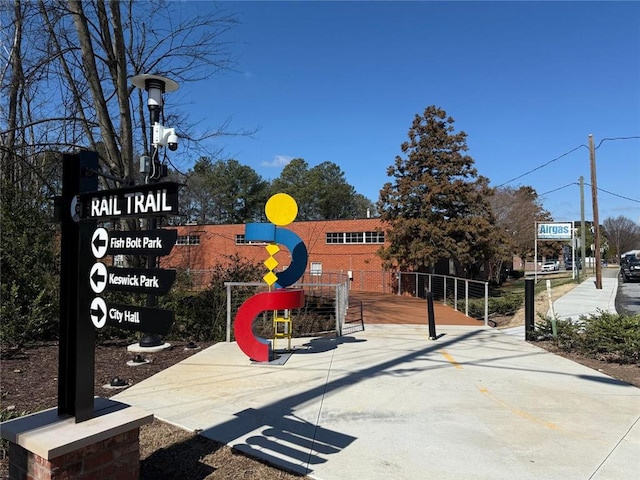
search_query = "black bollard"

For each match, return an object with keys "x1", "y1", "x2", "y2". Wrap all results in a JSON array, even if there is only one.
[
  {"x1": 426, "y1": 291, "x2": 437, "y2": 340},
  {"x1": 525, "y1": 278, "x2": 535, "y2": 341}
]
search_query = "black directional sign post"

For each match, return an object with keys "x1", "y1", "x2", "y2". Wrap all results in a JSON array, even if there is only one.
[
  {"x1": 58, "y1": 151, "x2": 98, "y2": 422},
  {"x1": 56, "y1": 151, "x2": 179, "y2": 423}
]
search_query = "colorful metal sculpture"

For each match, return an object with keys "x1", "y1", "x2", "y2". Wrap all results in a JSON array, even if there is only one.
[{"x1": 233, "y1": 194, "x2": 308, "y2": 361}]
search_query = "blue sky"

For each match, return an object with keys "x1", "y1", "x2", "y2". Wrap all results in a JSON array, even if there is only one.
[{"x1": 174, "y1": 1, "x2": 640, "y2": 223}]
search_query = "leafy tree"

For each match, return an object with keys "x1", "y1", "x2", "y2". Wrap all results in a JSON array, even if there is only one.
[
  {"x1": 353, "y1": 192, "x2": 377, "y2": 218},
  {"x1": 0, "y1": 0, "x2": 243, "y2": 345},
  {"x1": 271, "y1": 159, "x2": 374, "y2": 220},
  {"x1": 209, "y1": 159, "x2": 270, "y2": 224},
  {"x1": 161, "y1": 253, "x2": 262, "y2": 341},
  {"x1": 603, "y1": 216, "x2": 640, "y2": 261},
  {"x1": 173, "y1": 157, "x2": 217, "y2": 224},
  {"x1": 377, "y1": 105, "x2": 498, "y2": 277},
  {"x1": 271, "y1": 158, "x2": 315, "y2": 219},
  {"x1": 570, "y1": 219, "x2": 604, "y2": 260},
  {"x1": 178, "y1": 158, "x2": 270, "y2": 224},
  {"x1": 307, "y1": 161, "x2": 358, "y2": 219},
  {"x1": 490, "y1": 186, "x2": 556, "y2": 260},
  {"x1": 0, "y1": 180, "x2": 59, "y2": 348}
]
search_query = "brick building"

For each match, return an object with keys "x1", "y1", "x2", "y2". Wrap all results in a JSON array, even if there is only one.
[{"x1": 160, "y1": 218, "x2": 395, "y2": 292}]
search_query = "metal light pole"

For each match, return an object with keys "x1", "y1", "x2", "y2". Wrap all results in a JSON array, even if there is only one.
[{"x1": 131, "y1": 74, "x2": 179, "y2": 347}]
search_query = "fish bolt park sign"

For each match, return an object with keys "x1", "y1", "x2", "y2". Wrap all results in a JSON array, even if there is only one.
[
  {"x1": 537, "y1": 222, "x2": 572, "y2": 240},
  {"x1": 91, "y1": 228, "x2": 178, "y2": 258}
]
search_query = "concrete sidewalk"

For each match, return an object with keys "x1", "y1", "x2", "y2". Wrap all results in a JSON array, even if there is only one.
[
  {"x1": 550, "y1": 274, "x2": 618, "y2": 320},
  {"x1": 502, "y1": 273, "x2": 618, "y2": 338},
  {"x1": 114, "y1": 322, "x2": 640, "y2": 479}
]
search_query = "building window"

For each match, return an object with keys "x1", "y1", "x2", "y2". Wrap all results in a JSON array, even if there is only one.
[
  {"x1": 345, "y1": 232, "x2": 364, "y2": 243},
  {"x1": 365, "y1": 231, "x2": 385, "y2": 243},
  {"x1": 176, "y1": 235, "x2": 200, "y2": 245},
  {"x1": 326, "y1": 232, "x2": 343, "y2": 244},
  {"x1": 310, "y1": 262, "x2": 323, "y2": 276},
  {"x1": 325, "y1": 231, "x2": 384, "y2": 244},
  {"x1": 236, "y1": 234, "x2": 267, "y2": 246}
]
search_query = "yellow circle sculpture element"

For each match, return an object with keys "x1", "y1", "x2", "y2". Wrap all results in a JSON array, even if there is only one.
[{"x1": 265, "y1": 193, "x2": 298, "y2": 226}]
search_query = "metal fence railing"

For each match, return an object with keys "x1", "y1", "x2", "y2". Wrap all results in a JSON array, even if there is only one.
[
  {"x1": 298, "y1": 270, "x2": 395, "y2": 294},
  {"x1": 397, "y1": 272, "x2": 489, "y2": 326},
  {"x1": 180, "y1": 269, "x2": 487, "y2": 332},
  {"x1": 223, "y1": 281, "x2": 351, "y2": 342}
]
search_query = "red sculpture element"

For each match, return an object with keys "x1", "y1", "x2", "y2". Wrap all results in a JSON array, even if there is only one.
[{"x1": 234, "y1": 289, "x2": 305, "y2": 362}]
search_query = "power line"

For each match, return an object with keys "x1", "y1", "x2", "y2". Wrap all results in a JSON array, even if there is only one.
[
  {"x1": 596, "y1": 136, "x2": 640, "y2": 149},
  {"x1": 583, "y1": 183, "x2": 640, "y2": 204},
  {"x1": 495, "y1": 145, "x2": 587, "y2": 187},
  {"x1": 537, "y1": 183, "x2": 578, "y2": 197},
  {"x1": 528, "y1": 181, "x2": 640, "y2": 204},
  {"x1": 495, "y1": 136, "x2": 640, "y2": 188},
  {"x1": 490, "y1": 183, "x2": 578, "y2": 212},
  {"x1": 492, "y1": 180, "x2": 640, "y2": 213}
]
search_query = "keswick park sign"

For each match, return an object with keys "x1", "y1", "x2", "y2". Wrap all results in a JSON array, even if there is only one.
[{"x1": 537, "y1": 222, "x2": 572, "y2": 240}]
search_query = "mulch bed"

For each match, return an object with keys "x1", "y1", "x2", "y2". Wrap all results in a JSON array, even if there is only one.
[
  {"x1": 1, "y1": 340, "x2": 307, "y2": 480},
  {"x1": 1, "y1": 340, "x2": 216, "y2": 415}
]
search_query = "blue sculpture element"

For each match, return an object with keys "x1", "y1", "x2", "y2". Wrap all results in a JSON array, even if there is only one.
[{"x1": 245, "y1": 222, "x2": 309, "y2": 288}]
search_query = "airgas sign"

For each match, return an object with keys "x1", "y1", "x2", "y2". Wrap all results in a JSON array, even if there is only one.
[{"x1": 537, "y1": 222, "x2": 572, "y2": 240}]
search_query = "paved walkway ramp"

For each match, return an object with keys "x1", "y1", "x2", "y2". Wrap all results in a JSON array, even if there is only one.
[
  {"x1": 349, "y1": 291, "x2": 482, "y2": 325},
  {"x1": 114, "y1": 325, "x2": 640, "y2": 479}
]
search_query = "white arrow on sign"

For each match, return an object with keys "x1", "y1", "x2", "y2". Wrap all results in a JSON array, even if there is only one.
[
  {"x1": 91, "y1": 228, "x2": 109, "y2": 258},
  {"x1": 89, "y1": 262, "x2": 108, "y2": 294},
  {"x1": 90, "y1": 297, "x2": 107, "y2": 328}
]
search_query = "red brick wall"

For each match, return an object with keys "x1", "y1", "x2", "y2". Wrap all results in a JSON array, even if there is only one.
[
  {"x1": 160, "y1": 219, "x2": 389, "y2": 289},
  {"x1": 9, "y1": 428, "x2": 141, "y2": 480}
]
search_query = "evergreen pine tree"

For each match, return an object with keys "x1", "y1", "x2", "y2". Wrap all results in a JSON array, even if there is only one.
[{"x1": 378, "y1": 105, "x2": 497, "y2": 276}]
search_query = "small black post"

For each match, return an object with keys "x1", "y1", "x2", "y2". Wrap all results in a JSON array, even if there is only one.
[
  {"x1": 426, "y1": 291, "x2": 437, "y2": 340},
  {"x1": 524, "y1": 277, "x2": 535, "y2": 341}
]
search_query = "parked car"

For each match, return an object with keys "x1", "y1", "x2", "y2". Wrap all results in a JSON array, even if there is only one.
[
  {"x1": 621, "y1": 253, "x2": 640, "y2": 282},
  {"x1": 541, "y1": 262, "x2": 559, "y2": 272},
  {"x1": 565, "y1": 258, "x2": 582, "y2": 270}
]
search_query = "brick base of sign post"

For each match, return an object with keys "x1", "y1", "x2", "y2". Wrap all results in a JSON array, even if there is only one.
[
  {"x1": 8, "y1": 428, "x2": 141, "y2": 480},
  {"x1": 0, "y1": 399, "x2": 152, "y2": 480}
]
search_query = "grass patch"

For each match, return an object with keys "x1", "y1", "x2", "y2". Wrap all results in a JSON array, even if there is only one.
[
  {"x1": 457, "y1": 274, "x2": 580, "y2": 319},
  {"x1": 493, "y1": 273, "x2": 579, "y2": 297}
]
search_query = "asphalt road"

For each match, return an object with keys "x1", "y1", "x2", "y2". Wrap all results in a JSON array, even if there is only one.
[{"x1": 613, "y1": 266, "x2": 640, "y2": 316}]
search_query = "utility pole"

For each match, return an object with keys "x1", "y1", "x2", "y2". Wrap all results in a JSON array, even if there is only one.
[
  {"x1": 579, "y1": 176, "x2": 586, "y2": 283},
  {"x1": 589, "y1": 135, "x2": 602, "y2": 289}
]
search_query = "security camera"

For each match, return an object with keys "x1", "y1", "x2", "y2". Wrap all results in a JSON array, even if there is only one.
[
  {"x1": 153, "y1": 122, "x2": 178, "y2": 150},
  {"x1": 167, "y1": 131, "x2": 178, "y2": 151}
]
